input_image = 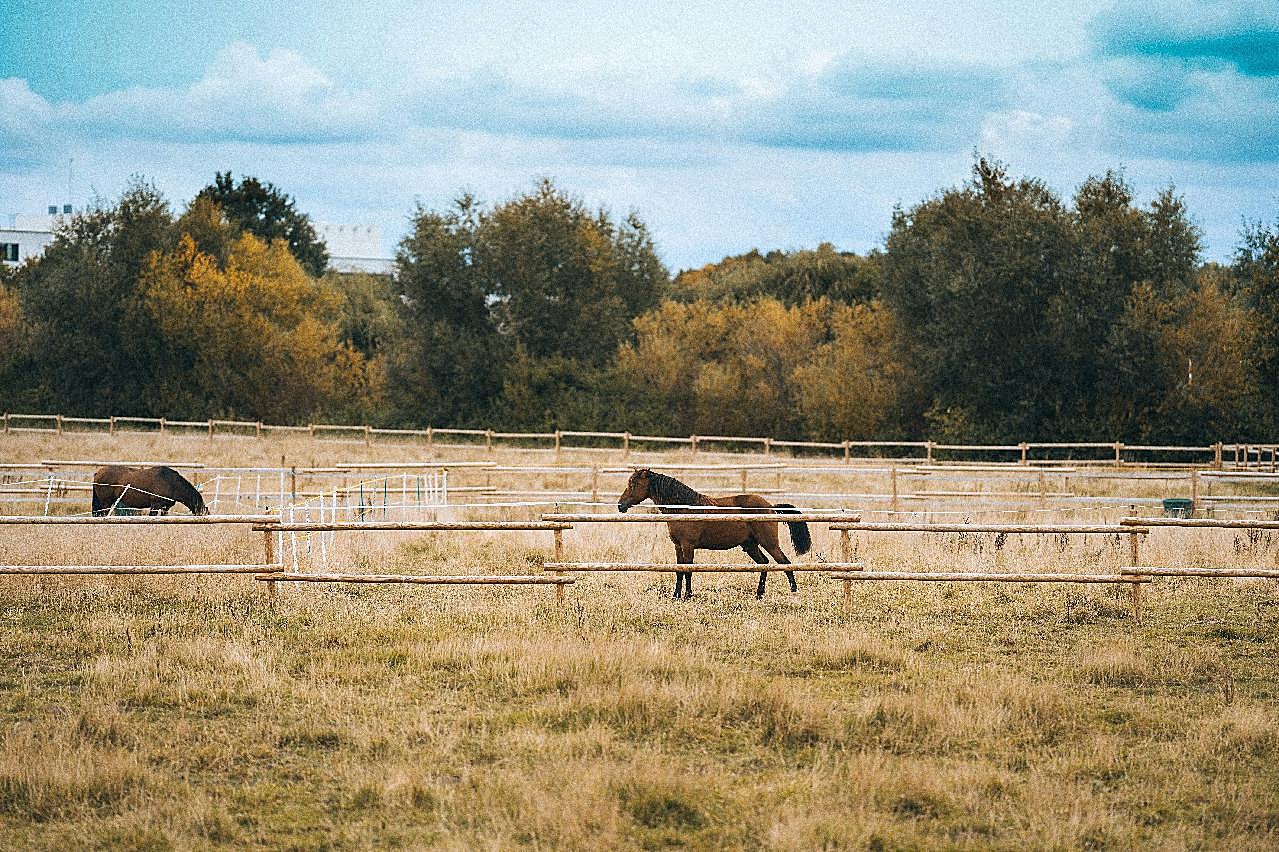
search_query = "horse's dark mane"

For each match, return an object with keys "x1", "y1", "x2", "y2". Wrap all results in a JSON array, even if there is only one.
[{"x1": 647, "y1": 471, "x2": 706, "y2": 509}]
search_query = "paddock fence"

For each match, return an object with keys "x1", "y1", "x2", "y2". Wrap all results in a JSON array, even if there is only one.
[
  {"x1": 7, "y1": 410, "x2": 1279, "y2": 469},
  {"x1": 0, "y1": 514, "x2": 284, "y2": 581},
  {"x1": 251, "y1": 519, "x2": 577, "y2": 601}
]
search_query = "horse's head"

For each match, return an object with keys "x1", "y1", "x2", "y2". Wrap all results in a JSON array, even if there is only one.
[
  {"x1": 188, "y1": 488, "x2": 211, "y2": 516},
  {"x1": 617, "y1": 468, "x2": 653, "y2": 512}
]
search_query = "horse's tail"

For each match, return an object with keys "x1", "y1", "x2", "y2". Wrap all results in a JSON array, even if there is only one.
[{"x1": 774, "y1": 503, "x2": 812, "y2": 555}]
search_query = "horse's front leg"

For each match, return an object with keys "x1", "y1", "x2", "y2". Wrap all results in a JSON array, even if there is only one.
[{"x1": 676, "y1": 542, "x2": 694, "y2": 600}]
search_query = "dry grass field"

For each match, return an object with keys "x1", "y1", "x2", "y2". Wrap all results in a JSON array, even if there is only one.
[{"x1": 1, "y1": 431, "x2": 1278, "y2": 849}]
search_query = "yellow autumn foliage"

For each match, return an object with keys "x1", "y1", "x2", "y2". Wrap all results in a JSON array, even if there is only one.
[
  {"x1": 140, "y1": 233, "x2": 378, "y2": 422},
  {"x1": 616, "y1": 298, "x2": 916, "y2": 439}
]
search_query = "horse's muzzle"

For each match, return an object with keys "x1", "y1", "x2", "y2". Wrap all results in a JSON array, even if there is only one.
[{"x1": 617, "y1": 502, "x2": 630, "y2": 513}]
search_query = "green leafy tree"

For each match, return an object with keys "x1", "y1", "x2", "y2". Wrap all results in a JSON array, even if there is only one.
[
  {"x1": 195, "y1": 172, "x2": 328, "y2": 277},
  {"x1": 12, "y1": 180, "x2": 176, "y2": 414},
  {"x1": 390, "y1": 181, "x2": 668, "y2": 428},
  {"x1": 671, "y1": 244, "x2": 879, "y2": 305},
  {"x1": 388, "y1": 195, "x2": 502, "y2": 426},
  {"x1": 881, "y1": 159, "x2": 1205, "y2": 441},
  {"x1": 880, "y1": 158, "x2": 1077, "y2": 440},
  {"x1": 1235, "y1": 218, "x2": 1279, "y2": 416},
  {"x1": 478, "y1": 179, "x2": 666, "y2": 364}
]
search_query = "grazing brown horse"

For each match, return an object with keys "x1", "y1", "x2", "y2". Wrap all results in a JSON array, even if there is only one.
[
  {"x1": 616, "y1": 468, "x2": 811, "y2": 599},
  {"x1": 92, "y1": 465, "x2": 209, "y2": 516}
]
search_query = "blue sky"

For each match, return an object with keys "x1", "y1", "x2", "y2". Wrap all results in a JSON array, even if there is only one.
[{"x1": 2, "y1": 0, "x2": 1277, "y2": 269}]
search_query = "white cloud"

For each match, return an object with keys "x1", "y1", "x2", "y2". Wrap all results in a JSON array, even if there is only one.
[{"x1": 68, "y1": 43, "x2": 390, "y2": 146}]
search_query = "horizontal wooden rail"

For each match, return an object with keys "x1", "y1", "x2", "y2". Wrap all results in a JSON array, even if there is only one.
[
  {"x1": 829, "y1": 571, "x2": 1151, "y2": 583},
  {"x1": 39, "y1": 459, "x2": 207, "y2": 468},
  {"x1": 1120, "y1": 566, "x2": 1279, "y2": 578},
  {"x1": 913, "y1": 464, "x2": 1075, "y2": 473},
  {"x1": 905, "y1": 490, "x2": 1076, "y2": 499},
  {"x1": 602, "y1": 463, "x2": 787, "y2": 472},
  {"x1": 1121, "y1": 517, "x2": 1279, "y2": 529},
  {"x1": 256, "y1": 573, "x2": 574, "y2": 585},
  {"x1": 830, "y1": 522, "x2": 1147, "y2": 534},
  {"x1": 333, "y1": 461, "x2": 495, "y2": 470},
  {"x1": 544, "y1": 512, "x2": 860, "y2": 523},
  {"x1": 545, "y1": 562, "x2": 863, "y2": 573},
  {"x1": 254, "y1": 521, "x2": 573, "y2": 532},
  {"x1": 0, "y1": 514, "x2": 277, "y2": 524},
  {"x1": 0, "y1": 563, "x2": 283, "y2": 575}
]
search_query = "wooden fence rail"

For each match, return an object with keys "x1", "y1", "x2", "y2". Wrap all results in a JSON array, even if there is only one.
[
  {"x1": 1121, "y1": 516, "x2": 1279, "y2": 530},
  {"x1": 1121, "y1": 566, "x2": 1279, "y2": 579},
  {"x1": 543, "y1": 512, "x2": 860, "y2": 524},
  {"x1": 11, "y1": 410, "x2": 1277, "y2": 469},
  {"x1": 831, "y1": 522, "x2": 1152, "y2": 621},
  {"x1": 544, "y1": 562, "x2": 862, "y2": 573},
  {"x1": 1, "y1": 564, "x2": 282, "y2": 575},
  {"x1": 0, "y1": 514, "x2": 276, "y2": 525},
  {"x1": 258, "y1": 573, "x2": 574, "y2": 586},
  {"x1": 0, "y1": 513, "x2": 283, "y2": 587},
  {"x1": 251, "y1": 518, "x2": 575, "y2": 602}
]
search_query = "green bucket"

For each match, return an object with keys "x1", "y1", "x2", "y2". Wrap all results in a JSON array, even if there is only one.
[{"x1": 1162, "y1": 497, "x2": 1193, "y2": 518}]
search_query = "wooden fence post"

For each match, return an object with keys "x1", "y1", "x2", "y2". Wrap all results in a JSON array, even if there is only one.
[
  {"x1": 1214, "y1": 442, "x2": 1223, "y2": 470},
  {"x1": 1190, "y1": 469, "x2": 1199, "y2": 512},
  {"x1": 427, "y1": 426, "x2": 434, "y2": 451},
  {"x1": 1113, "y1": 442, "x2": 1123, "y2": 468},
  {"x1": 622, "y1": 432, "x2": 630, "y2": 458},
  {"x1": 2, "y1": 413, "x2": 7, "y2": 433},
  {"x1": 207, "y1": 419, "x2": 214, "y2": 440},
  {"x1": 55, "y1": 415, "x2": 63, "y2": 435},
  {"x1": 1128, "y1": 530, "x2": 1144, "y2": 624},
  {"x1": 109, "y1": 416, "x2": 116, "y2": 435},
  {"x1": 485, "y1": 429, "x2": 493, "y2": 453},
  {"x1": 890, "y1": 466, "x2": 900, "y2": 515},
  {"x1": 840, "y1": 529, "x2": 854, "y2": 612},
  {"x1": 264, "y1": 530, "x2": 278, "y2": 603},
  {"x1": 555, "y1": 430, "x2": 562, "y2": 460},
  {"x1": 926, "y1": 441, "x2": 934, "y2": 464},
  {"x1": 1020, "y1": 442, "x2": 1028, "y2": 465},
  {"x1": 690, "y1": 435, "x2": 698, "y2": 455},
  {"x1": 764, "y1": 437, "x2": 772, "y2": 457},
  {"x1": 590, "y1": 466, "x2": 600, "y2": 504},
  {"x1": 364, "y1": 425, "x2": 371, "y2": 446},
  {"x1": 843, "y1": 440, "x2": 851, "y2": 464},
  {"x1": 257, "y1": 421, "x2": 263, "y2": 439},
  {"x1": 739, "y1": 468, "x2": 749, "y2": 492},
  {"x1": 553, "y1": 528, "x2": 565, "y2": 604}
]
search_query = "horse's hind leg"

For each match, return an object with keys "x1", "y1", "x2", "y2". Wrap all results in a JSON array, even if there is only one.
[
  {"x1": 743, "y1": 541, "x2": 770, "y2": 598},
  {"x1": 762, "y1": 540, "x2": 799, "y2": 593},
  {"x1": 674, "y1": 542, "x2": 694, "y2": 600}
]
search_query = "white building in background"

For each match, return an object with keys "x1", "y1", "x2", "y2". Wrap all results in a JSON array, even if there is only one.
[
  {"x1": 316, "y1": 222, "x2": 394, "y2": 276},
  {"x1": 0, "y1": 206, "x2": 68, "y2": 266}
]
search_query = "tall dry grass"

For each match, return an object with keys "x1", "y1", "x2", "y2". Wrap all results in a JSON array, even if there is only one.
[{"x1": 0, "y1": 431, "x2": 1277, "y2": 848}]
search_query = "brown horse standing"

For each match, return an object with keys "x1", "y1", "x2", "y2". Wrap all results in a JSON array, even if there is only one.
[
  {"x1": 616, "y1": 468, "x2": 811, "y2": 599},
  {"x1": 92, "y1": 465, "x2": 209, "y2": 516}
]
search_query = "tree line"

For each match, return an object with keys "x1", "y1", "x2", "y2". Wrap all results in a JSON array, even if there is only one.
[{"x1": 1, "y1": 161, "x2": 1277, "y2": 443}]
